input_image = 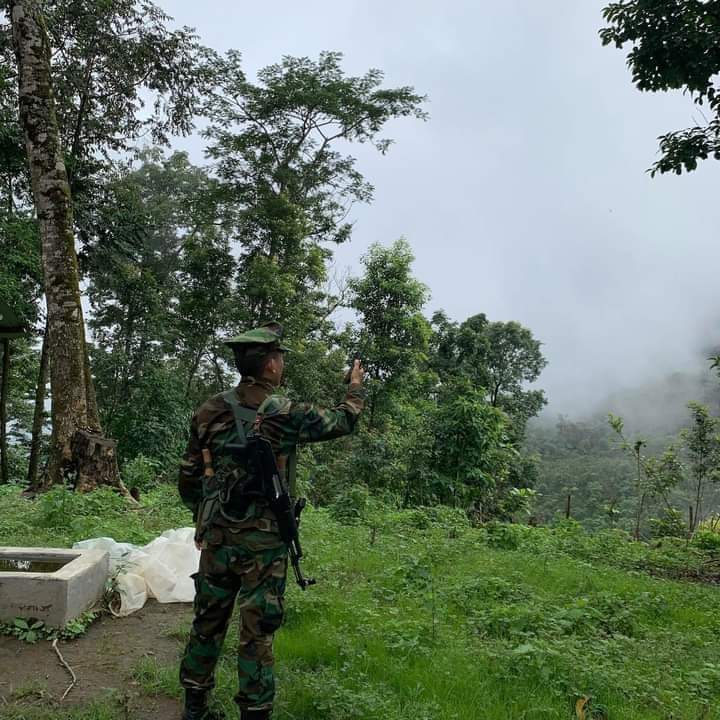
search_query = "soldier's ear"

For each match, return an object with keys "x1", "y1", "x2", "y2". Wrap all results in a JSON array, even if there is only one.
[{"x1": 264, "y1": 351, "x2": 283, "y2": 378}]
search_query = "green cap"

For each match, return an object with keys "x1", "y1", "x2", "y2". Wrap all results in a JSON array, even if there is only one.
[{"x1": 223, "y1": 321, "x2": 290, "y2": 353}]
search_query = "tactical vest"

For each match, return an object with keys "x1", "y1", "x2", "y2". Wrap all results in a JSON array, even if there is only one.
[
  {"x1": 222, "y1": 389, "x2": 297, "y2": 495},
  {"x1": 194, "y1": 390, "x2": 297, "y2": 544}
]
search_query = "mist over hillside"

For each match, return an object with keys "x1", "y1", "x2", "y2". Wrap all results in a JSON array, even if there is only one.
[
  {"x1": 528, "y1": 358, "x2": 720, "y2": 532},
  {"x1": 537, "y1": 350, "x2": 720, "y2": 438}
]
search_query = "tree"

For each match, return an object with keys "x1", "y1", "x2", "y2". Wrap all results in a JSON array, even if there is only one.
[
  {"x1": 600, "y1": 1, "x2": 720, "y2": 175},
  {"x1": 680, "y1": 402, "x2": 720, "y2": 533},
  {"x1": 83, "y1": 153, "x2": 219, "y2": 415},
  {"x1": 204, "y1": 51, "x2": 427, "y2": 338},
  {"x1": 2, "y1": 0, "x2": 209, "y2": 488},
  {"x1": 349, "y1": 239, "x2": 431, "y2": 426},
  {"x1": 431, "y1": 313, "x2": 547, "y2": 434},
  {"x1": 0, "y1": 211, "x2": 40, "y2": 484},
  {"x1": 175, "y1": 230, "x2": 235, "y2": 400},
  {"x1": 608, "y1": 414, "x2": 684, "y2": 539},
  {"x1": 79, "y1": 151, "x2": 234, "y2": 457},
  {"x1": 432, "y1": 382, "x2": 516, "y2": 513},
  {"x1": 9, "y1": 0, "x2": 126, "y2": 492}
]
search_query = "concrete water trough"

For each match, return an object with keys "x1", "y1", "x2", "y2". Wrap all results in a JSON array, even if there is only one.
[{"x1": 0, "y1": 547, "x2": 109, "y2": 627}]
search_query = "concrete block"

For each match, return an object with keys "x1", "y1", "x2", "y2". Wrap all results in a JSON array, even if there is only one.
[{"x1": 0, "y1": 547, "x2": 109, "y2": 627}]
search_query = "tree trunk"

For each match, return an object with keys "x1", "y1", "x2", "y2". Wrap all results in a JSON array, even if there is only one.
[
  {"x1": 83, "y1": 335, "x2": 101, "y2": 430},
  {"x1": 0, "y1": 339, "x2": 10, "y2": 485},
  {"x1": 185, "y1": 347, "x2": 204, "y2": 398},
  {"x1": 10, "y1": 0, "x2": 127, "y2": 496},
  {"x1": 692, "y1": 476, "x2": 703, "y2": 535},
  {"x1": 634, "y1": 491, "x2": 646, "y2": 541},
  {"x1": 26, "y1": 322, "x2": 49, "y2": 488}
]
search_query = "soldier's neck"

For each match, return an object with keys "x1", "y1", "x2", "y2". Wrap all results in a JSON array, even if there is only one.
[{"x1": 239, "y1": 376, "x2": 278, "y2": 391}]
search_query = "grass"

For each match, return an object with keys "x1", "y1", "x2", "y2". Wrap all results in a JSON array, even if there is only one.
[
  {"x1": 2, "y1": 484, "x2": 720, "y2": 718},
  {"x1": 1, "y1": 696, "x2": 124, "y2": 720}
]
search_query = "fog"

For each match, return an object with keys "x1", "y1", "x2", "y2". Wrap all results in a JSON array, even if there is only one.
[{"x1": 161, "y1": 0, "x2": 720, "y2": 418}]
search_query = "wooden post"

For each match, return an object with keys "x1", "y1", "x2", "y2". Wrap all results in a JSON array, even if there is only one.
[{"x1": 565, "y1": 493, "x2": 572, "y2": 520}]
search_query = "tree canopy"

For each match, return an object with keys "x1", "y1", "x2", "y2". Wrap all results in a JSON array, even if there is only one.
[{"x1": 601, "y1": 0, "x2": 720, "y2": 175}]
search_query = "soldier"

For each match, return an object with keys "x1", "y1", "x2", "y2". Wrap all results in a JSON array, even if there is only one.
[{"x1": 178, "y1": 322, "x2": 364, "y2": 720}]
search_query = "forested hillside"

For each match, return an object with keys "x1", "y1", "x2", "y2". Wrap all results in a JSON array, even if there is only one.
[
  {"x1": 0, "y1": 1, "x2": 547, "y2": 520},
  {"x1": 530, "y1": 366, "x2": 720, "y2": 537}
]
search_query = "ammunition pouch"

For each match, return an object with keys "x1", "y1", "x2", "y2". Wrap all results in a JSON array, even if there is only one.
[{"x1": 194, "y1": 458, "x2": 264, "y2": 545}]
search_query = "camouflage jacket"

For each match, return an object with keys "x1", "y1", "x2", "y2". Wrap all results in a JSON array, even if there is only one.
[{"x1": 178, "y1": 378, "x2": 364, "y2": 527}]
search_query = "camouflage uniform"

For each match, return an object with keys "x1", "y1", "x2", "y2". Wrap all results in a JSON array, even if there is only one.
[{"x1": 178, "y1": 325, "x2": 363, "y2": 715}]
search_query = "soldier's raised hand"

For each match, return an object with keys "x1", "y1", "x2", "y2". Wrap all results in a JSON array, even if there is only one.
[{"x1": 350, "y1": 358, "x2": 365, "y2": 385}]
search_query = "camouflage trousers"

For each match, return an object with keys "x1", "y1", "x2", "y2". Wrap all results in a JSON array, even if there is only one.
[{"x1": 179, "y1": 526, "x2": 287, "y2": 711}]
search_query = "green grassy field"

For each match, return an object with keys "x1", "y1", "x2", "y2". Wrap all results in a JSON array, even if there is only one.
[{"x1": 2, "y1": 485, "x2": 720, "y2": 719}]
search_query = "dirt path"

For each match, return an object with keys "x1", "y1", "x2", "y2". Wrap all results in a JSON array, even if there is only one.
[{"x1": 0, "y1": 601, "x2": 193, "y2": 719}]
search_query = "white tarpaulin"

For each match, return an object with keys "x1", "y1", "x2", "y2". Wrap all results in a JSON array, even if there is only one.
[{"x1": 73, "y1": 527, "x2": 199, "y2": 616}]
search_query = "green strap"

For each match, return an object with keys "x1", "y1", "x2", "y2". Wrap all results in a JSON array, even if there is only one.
[
  {"x1": 222, "y1": 390, "x2": 258, "y2": 448},
  {"x1": 255, "y1": 395, "x2": 296, "y2": 492}
]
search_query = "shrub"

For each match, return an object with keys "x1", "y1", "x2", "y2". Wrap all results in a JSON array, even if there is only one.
[
  {"x1": 693, "y1": 529, "x2": 720, "y2": 553},
  {"x1": 38, "y1": 485, "x2": 127, "y2": 529},
  {"x1": 328, "y1": 484, "x2": 373, "y2": 525},
  {"x1": 649, "y1": 508, "x2": 687, "y2": 539},
  {"x1": 121, "y1": 454, "x2": 163, "y2": 493},
  {"x1": 483, "y1": 521, "x2": 526, "y2": 550}
]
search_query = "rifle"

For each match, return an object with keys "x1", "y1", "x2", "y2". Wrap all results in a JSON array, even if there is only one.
[{"x1": 251, "y1": 436, "x2": 316, "y2": 591}]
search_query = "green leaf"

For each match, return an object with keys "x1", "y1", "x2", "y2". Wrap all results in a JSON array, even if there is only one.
[{"x1": 513, "y1": 643, "x2": 535, "y2": 655}]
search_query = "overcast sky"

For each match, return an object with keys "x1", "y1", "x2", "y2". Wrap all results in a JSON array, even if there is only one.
[{"x1": 161, "y1": 0, "x2": 720, "y2": 416}]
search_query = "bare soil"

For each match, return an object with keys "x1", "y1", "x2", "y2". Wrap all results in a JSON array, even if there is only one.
[{"x1": 0, "y1": 601, "x2": 193, "y2": 719}]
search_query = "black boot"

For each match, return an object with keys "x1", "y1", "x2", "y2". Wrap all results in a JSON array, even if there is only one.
[
  {"x1": 240, "y1": 710, "x2": 271, "y2": 720},
  {"x1": 182, "y1": 688, "x2": 225, "y2": 720}
]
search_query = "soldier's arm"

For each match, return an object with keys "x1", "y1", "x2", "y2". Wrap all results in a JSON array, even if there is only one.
[
  {"x1": 178, "y1": 414, "x2": 204, "y2": 519},
  {"x1": 290, "y1": 382, "x2": 364, "y2": 443}
]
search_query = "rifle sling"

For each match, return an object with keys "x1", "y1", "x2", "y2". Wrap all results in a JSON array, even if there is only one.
[{"x1": 222, "y1": 389, "x2": 258, "y2": 448}]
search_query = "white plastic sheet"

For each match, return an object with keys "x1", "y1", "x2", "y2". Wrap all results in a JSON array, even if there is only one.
[
  {"x1": 73, "y1": 527, "x2": 199, "y2": 615},
  {"x1": 115, "y1": 572, "x2": 147, "y2": 616}
]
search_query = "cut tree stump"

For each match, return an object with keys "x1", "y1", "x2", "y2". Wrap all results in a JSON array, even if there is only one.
[{"x1": 67, "y1": 429, "x2": 131, "y2": 496}]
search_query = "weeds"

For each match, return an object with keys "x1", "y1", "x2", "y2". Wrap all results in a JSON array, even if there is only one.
[
  {"x1": 0, "y1": 611, "x2": 99, "y2": 643},
  {"x1": 4, "y1": 486, "x2": 720, "y2": 717}
]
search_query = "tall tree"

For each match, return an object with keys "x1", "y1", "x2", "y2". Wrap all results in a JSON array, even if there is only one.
[
  {"x1": 175, "y1": 229, "x2": 235, "y2": 400},
  {"x1": 204, "y1": 51, "x2": 427, "y2": 339},
  {"x1": 600, "y1": 1, "x2": 720, "y2": 175},
  {"x1": 1, "y1": 0, "x2": 209, "y2": 484},
  {"x1": 9, "y1": 0, "x2": 126, "y2": 492},
  {"x1": 82, "y1": 151, "x2": 233, "y2": 457}
]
